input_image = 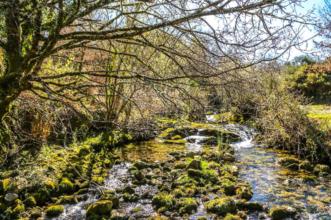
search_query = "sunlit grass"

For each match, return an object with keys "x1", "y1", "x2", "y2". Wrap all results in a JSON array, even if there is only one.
[{"x1": 305, "y1": 104, "x2": 331, "y2": 131}]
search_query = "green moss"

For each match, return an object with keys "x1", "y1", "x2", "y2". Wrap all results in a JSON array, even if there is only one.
[
  {"x1": 205, "y1": 197, "x2": 237, "y2": 215},
  {"x1": 187, "y1": 159, "x2": 202, "y2": 170},
  {"x1": 45, "y1": 180, "x2": 57, "y2": 192},
  {"x1": 1, "y1": 178, "x2": 11, "y2": 192},
  {"x1": 299, "y1": 160, "x2": 313, "y2": 171},
  {"x1": 24, "y1": 196, "x2": 37, "y2": 207},
  {"x1": 86, "y1": 200, "x2": 113, "y2": 219},
  {"x1": 123, "y1": 193, "x2": 139, "y2": 202},
  {"x1": 45, "y1": 205, "x2": 64, "y2": 217},
  {"x1": 159, "y1": 128, "x2": 176, "y2": 138},
  {"x1": 236, "y1": 184, "x2": 253, "y2": 201},
  {"x1": 221, "y1": 179, "x2": 236, "y2": 196},
  {"x1": 313, "y1": 164, "x2": 330, "y2": 175},
  {"x1": 78, "y1": 145, "x2": 91, "y2": 156},
  {"x1": 57, "y1": 195, "x2": 78, "y2": 204},
  {"x1": 163, "y1": 139, "x2": 187, "y2": 145},
  {"x1": 30, "y1": 207, "x2": 42, "y2": 218},
  {"x1": 58, "y1": 177, "x2": 74, "y2": 194},
  {"x1": 171, "y1": 135, "x2": 182, "y2": 140},
  {"x1": 224, "y1": 214, "x2": 242, "y2": 220},
  {"x1": 12, "y1": 203, "x2": 25, "y2": 215},
  {"x1": 184, "y1": 158, "x2": 220, "y2": 184},
  {"x1": 34, "y1": 185, "x2": 56, "y2": 205},
  {"x1": 278, "y1": 157, "x2": 300, "y2": 170},
  {"x1": 187, "y1": 168, "x2": 204, "y2": 179},
  {"x1": 212, "y1": 112, "x2": 240, "y2": 123},
  {"x1": 177, "y1": 197, "x2": 198, "y2": 214},
  {"x1": 176, "y1": 174, "x2": 197, "y2": 186},
  {"x1": 269, "y1": 206, "x2": 296, "y2": 220},
  {"x1": 152, "y1": 192, "x2": 175, "y2": 210}
]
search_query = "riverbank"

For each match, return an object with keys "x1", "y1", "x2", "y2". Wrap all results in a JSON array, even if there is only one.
[{"x1": 0, "y1": 118, "x2": 330, "y2": 219}]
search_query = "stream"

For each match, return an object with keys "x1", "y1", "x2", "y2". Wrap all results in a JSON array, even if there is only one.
[{"x1": 51, "y1": 120, "x2": 331, "y2": 220}]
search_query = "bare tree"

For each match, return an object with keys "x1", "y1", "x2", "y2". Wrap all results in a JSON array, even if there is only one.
[
  {"x1": 0, "y1": 0, "x2": 309, "y2": 120},
  {"x1": 319, "y1": 0, "x2": 331, "y2": 51}
]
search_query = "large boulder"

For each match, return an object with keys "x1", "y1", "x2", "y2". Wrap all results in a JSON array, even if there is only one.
[{"x1": 205, "y1": 197, "x2": 237, "y2": 215}]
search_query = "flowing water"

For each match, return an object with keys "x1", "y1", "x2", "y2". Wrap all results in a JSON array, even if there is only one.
[
  {"x1": 51, "y1": 120, "x2": 331, "y2": 220},
  {"x1": 227, "y1": 124, "x2": 331, "y2": 220}
]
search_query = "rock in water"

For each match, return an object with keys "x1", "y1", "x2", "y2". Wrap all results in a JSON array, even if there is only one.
[
  {"x1": 187, "y1": 159, "x2": 202, "y2": 170},
  {"x1": 86, "y1": 200, "x2": 113, "y2": 219},
  {"x1": 269, "y1": 205, "x2": 296, "y2": 220},
  {"x1": 5, "y1": 193, "x2": 18, "y2": 202}
]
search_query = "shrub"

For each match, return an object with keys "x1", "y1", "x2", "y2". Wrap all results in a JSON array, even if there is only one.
[
  {"x1": 222, "y1": 68, "x2": 330, "y2": 164},
  {"x1": 285, "y1": 62, "x2": 331, "y2": 102}
]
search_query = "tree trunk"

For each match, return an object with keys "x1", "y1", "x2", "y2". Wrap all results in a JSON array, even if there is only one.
[{"x1": 0, "y1": 0, "x2": 24, "y2": 121}]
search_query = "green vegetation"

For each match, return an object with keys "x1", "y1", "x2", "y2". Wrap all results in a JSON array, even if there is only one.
[
  {"x1": 45, "y1": 205, "x2": 64, "y2": 217},
  {"x1": 86, "y1": 200, "x2": 113, "y2": 219},
  {"x1": 306, "y1": 104, "x2": 331, "y2": 131},
  {"x1": 205, "y1": 197, "x2": 237, "y2": 215}
]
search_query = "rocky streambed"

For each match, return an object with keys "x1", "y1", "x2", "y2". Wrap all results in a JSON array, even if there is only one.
[
  {"x1": 47, "y1": 121, "x2": 331, "y2": 219},
  {"x1": 1, "y1": 119, "x2": 330, "y2": 220},
  {"x1": 50, "y1": 122, "x2": 256, "y2": 219}
]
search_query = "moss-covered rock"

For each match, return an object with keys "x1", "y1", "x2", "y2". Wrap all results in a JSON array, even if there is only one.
[
  {"x1": 299, "y1": 160, "x2": 313, "y2": 171},
  {"x1": 236, "y1": 201, "x2": 263, "y2": 212},
  {"x1": 24, "y1": 196, "x2": 37, "y2": 207},
  {"x1": 313, "y1": 164, "x2": 330, "y2": 175},
  {"x1": 236, "y1": 185, "x2": 253, "y2": 201},
  {"x1": 187, "y1": 159, "x2": 202, "y2": 170},
  {"x1": 123, "y1": 186, "x2": 135, "y2": 194},
  {"x1": 123, "y1": 193, "x2": 139, "y2": 202},
  {"x1": 163, "y1": 139, "x2": 187, "y2": 145},
  {"x1": 171, "y1": 135, "x2": 182, "y2": 140},
  {"x1": 57, "y1": 195, "x2": 78, "y2": 204},
  {"x1": 224, "y1": 214, "x2": 242, "y2": 220},
  {"x1": 86, "y1": 200, "x2": 113, "y2": 219},
  {"x1": 78, "y1": 145, "x2": 91, "y2": 156},
  {"x1": 4, "y1": 192, "x2": 18, "y2": 203},
  {"x1": 110, "y1": 209, "x2": 129, "y2": 220},
  {"x1": 1, "y1": 178, "x2": 12, "y2": 193},
  {"x1": 33, "y1": 188, "x2": 52, "y2": 205},
  {"x1": 278, "y1": 157, "x2": 300, "y2": 170},
  {"x1": 222, "y1": 179, "x2": 237, "y2": 196},
  {"x1": 221, "y1": 152, "x2": 236, "y2": 162},
  {"x1": 177, "y1": 197, "x2": 198, "y2": 214},
  {"x1": 187, "y1": 169, "x2": 204, "y2": 179},
  {"x1": 12, "y1": 202, "x2": 25, "y2": 216},
  {"x1": 30, "y1": 207, "x2": 43, "y2": 219},
  {"x1": 269, "y1": 205, "x2": 296, "y2": 220},
  {"x1": 133, "y1": 161, "x2": 150, "y2": 170},
  {"x1": 152, "y1": 192, "x2": 175, "y2": 210},
  {"x1": 45, "y1": 180, "x2": 58, "y2": 193},
  {"x1": 45, "y1": 205, "x2": 64, "y2": 217},
  {"x1": 58, "y1": 177, "x2": 74, "y2": 194},
  {"x1": 205, "y1": 197, "x2": 237, "y2": 215},
  {"x1": 92, "y1": 176, "x2": 105, "y2": 185},
  {"x1": 100, "y1": 191, "x2": 119, "y2": 208}
]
